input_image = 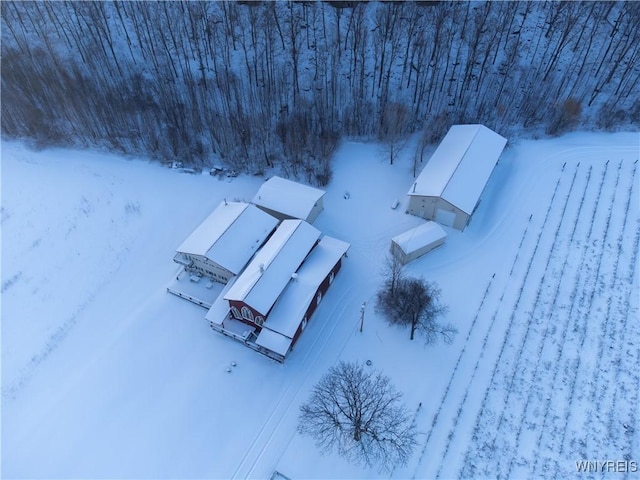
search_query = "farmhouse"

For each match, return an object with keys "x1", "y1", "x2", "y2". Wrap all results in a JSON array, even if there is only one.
[
  {"x1": 208, "y1": 219, "x2": 349, "y2": 361},
  {"x1": 391, "y1": 221, "x2": 447, "y2": 264},
  {"x1": 252, "y1": 176, "x2": 325, "y2": 223},
  {"x1": 173, "y1": 201, "x2": 278, "y2": 283},
  {"x1": 407, "y1": 124, "x2": 507, "y2": 230}
]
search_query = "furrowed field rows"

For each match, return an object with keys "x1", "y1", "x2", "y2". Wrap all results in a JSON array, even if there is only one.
[
  {"x1": 534, "y1": 159, "x2": 616, "y2": 475},
  {"x1": 459, "y1": 155, "x2": 638, "y2": 479},
  {"x1": 503, "y1": 164, "x2": 595, "y2": 478},
  {"x1": 460, "y1": 163, "x2": 577, "y2": 478}
]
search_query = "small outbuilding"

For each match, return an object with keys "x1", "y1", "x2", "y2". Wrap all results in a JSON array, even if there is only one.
[
  {"x1": 253, "y1": 176, "x2": 325, "y2": 223},
  {"x1": 391, "y1": 221, "x2": 447, "y2": 264},
  {"x1": 407, "y1": 124, "x2": 507, "y2": 230}
]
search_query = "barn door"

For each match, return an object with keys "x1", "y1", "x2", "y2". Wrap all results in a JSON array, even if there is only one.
[{"x1": 435, "y1": 209, "x2": 456, "y2": 228}]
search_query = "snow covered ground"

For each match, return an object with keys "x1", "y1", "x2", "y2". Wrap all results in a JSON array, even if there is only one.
[{"x1": 2, "y1": 131, "x2": 638, "y2": 479}]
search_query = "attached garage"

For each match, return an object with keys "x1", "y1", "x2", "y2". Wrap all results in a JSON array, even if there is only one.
[
  {"x1": 407, "y1": 124, "x2": 507, "y2": 230},
  {"x1": 391, "y1": 221, "x2": 447, "y2": 264}
]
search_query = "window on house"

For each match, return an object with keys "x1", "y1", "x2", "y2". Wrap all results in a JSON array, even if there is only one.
[
  {"x1": 255, "y1": 316, "x2": 264, "y2": 326},
  {"x1": 302, "y1": 317, "x2": 307, "y2": 330},
  {"x1": 231, "y1": 306, "x2": 241, "y2": 319},
  {"x1": 317, "y1": 292, "x2": 322, "y2": 305},
  {"x1": 241, "y1": 306, "x2": 254, "y2": 322},
  {"x1": 329, "y1": 271, "x2": 334, "y2": 284}
]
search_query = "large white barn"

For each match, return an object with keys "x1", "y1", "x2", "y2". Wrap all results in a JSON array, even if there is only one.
[
  {"x1": 252, "y1": 176, "x2": 325, "y2": 223},
  {"x1": 173, "y1": 201, "x2": 278, "y2": 283},
  {"x1": 407, "y1": 124, "x2": 507, "y2": 230}
]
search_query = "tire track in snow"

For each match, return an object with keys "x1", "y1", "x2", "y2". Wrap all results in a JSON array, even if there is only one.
[{"x1": 230, "y1": 283, "x2": 358, "y2": 480}]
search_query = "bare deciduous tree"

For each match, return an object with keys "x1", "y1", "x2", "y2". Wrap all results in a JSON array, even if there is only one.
[
  {"x1": 298, "y1": 361, "x2": 417, "y2": 472},
  {"x1": 376, "y1": 256, "x2": 455, "y2": 342}
]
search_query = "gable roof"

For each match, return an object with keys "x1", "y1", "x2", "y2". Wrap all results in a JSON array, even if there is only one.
[
  {"x1": 224, "y1": 219, "x2": 321, "y2": 315},
  {"x1": 253, "y1": 176, "x2": 325, "y2": 220},
  {"x1": 176, "y1": 201, "x2": 278, "y2": 275},
  {"x1": 392, "y1": 221, "x2": 447, "y2": 255},
  {"x1": 408, "y1": 125, "x2": 507, "y2": 214},
  {"x1": 254, "y1": 235, "x2": 350, "y2": 357}
]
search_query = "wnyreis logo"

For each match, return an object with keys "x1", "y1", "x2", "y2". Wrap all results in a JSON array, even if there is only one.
[{"x1": 575, "y1": 460, "x2": 638, "y2": 473}]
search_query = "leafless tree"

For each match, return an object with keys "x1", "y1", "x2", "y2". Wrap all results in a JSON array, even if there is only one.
[
  {"x1": 376, "y1": 271, "x2": 454, "y2": 343},
  {"x1": 298, "y1": 361, "x2": 417, "y2": 472},
  {"x1": 379, "y1": 101, "x2": 413, "y2": 165}
]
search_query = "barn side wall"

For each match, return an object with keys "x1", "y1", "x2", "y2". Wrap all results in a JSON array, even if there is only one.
[
  {"x1": 306, "y1": 197, "x2": 324, "y2": 224},
  {"x1": 290, "y1": 256, "x2": 343, "y2": 348},
  {"x1": 407, "y1": 196, "x2": 469, "y2": 231}
]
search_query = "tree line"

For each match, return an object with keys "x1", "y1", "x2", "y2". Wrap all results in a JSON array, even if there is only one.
[{"x1": 2, "y1": 1, "x2": 638, "y2": 184}]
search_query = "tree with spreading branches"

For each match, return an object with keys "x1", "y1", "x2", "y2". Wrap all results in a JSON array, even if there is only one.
[
  {"x1": 376, "y1": 253, "x2": 456, "y2": 342},
  {"x1": 298, "y1": 361, "x2": 417, "y2": 472}
]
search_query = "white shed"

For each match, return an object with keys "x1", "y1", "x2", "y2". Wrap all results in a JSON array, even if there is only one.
[
  {"x1": 391, "y1": 221, "x2": 447, "y2": 264},
  {"x1": 253, "y1": 176, "x2": 325, "y2": 223},
  {"x1": 407, "y1": 125, "x2": 507, "y2": 230}
]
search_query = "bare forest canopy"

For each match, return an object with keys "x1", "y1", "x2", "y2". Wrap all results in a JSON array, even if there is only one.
[{"x1": 2, "y1": 1, "x2": 638, "y2": 184}]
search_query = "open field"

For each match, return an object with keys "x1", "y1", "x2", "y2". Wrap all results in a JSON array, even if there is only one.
[{"x1": 2, "y1": 131, "x2": 638, "y2": 479}]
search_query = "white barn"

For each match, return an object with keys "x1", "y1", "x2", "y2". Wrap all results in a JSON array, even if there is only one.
[
  {"x1": 391, "y1": 221, "x2": 447, "y2": 264},
  {"x1": 173, "y1": 201, "x2": 278, "y2": 283},
  {"x1": 252, "y1": 176, "x2": 325, "y2": 223},
  {"x1": 407, "y1": 125, "x2": 507, "y2": 230}
]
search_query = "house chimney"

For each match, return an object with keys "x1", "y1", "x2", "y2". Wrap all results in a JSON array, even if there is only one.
[{"x1": 291, "y1": 273, "x2": 298, "y2": 282}]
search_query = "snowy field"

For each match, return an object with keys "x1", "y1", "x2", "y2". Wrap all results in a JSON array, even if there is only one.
[{"x1": 1, "y1": 131, "x2": 638, "y2": 479}]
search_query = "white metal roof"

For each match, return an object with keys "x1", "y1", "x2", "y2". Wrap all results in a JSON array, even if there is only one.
[
  {"x1": 254, "y1": 328, "x2": 292, "y2": 357},
  {"x1": 408, "y1": 125, "x2": 507, "y2": 214},
  {"x1": 263, "y1": 235, "x2": 350, "y2": 339},
  {"x1": 392, "y1": 221, "x2": 447, "y2": 255},
  {"x1": 253, "y1": 176, "x2": 325, "y2": 220},
  {"x1": 205, "y1": 275, "x2": 239, "y2": 325},
  {"x1": 176, "y1": 202, "x2": 278, "y2": 275},
  {"x1": 223, "y1": 219, "x2": 321, "y2": 315}
]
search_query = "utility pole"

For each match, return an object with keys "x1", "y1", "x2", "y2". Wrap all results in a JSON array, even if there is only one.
[{"x1": 359, "y1": 301, "x2": 366, "y2": 332}]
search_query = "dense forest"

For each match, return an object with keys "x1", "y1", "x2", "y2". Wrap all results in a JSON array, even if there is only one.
[{"x1": 2, "y1": 1, "x2": 638, "y2": 184}]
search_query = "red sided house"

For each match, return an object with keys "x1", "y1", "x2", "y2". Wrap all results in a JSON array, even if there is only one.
[{"x1": 206, "y1": 219, "x2": 349, "y2": 362}]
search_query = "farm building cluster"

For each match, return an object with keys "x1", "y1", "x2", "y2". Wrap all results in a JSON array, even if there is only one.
[
  {"x1": 394, "y1": 124, "x2": 507, "y2": 263},
  {"x1": 168, "y1": 125, "x2": 506, "y2": 360},
  {"x1": 168, "y1": 176, "x2": 347, "y2": 362}
]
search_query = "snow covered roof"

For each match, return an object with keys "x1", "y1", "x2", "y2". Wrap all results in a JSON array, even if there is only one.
[
  {"x1": 252, "y1": 176, "x2": 325, "y2": 220},
  {"x1": 224, "y1": 219, "x2": 321, "y2": 315},
  {"x1": 205, "y1": 276, "x2": 239, "y2": 325},
  {"x1": 263, "y1": 235, "x2": 350, "y2": 339},
  {"x1": 255, "y1": 328, "x2": 292, "y2": 357},
  {"x1": 392, "y1": 221, "x2": 447, "y2": 255},
  {"x1": 408, "y1": 125, "x2": 507, "y2": 214},
  {"x1": 176, "y1": 202, "x2": 278, "y2": 275}
]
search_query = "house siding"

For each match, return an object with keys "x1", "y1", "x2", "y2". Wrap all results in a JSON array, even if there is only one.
[
  {"x1": 175, "y1": 253, "x2": 234, "y2": 283},
  {"x1": 290, "y1": 257, "x2": 343, "y2": 348}
]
